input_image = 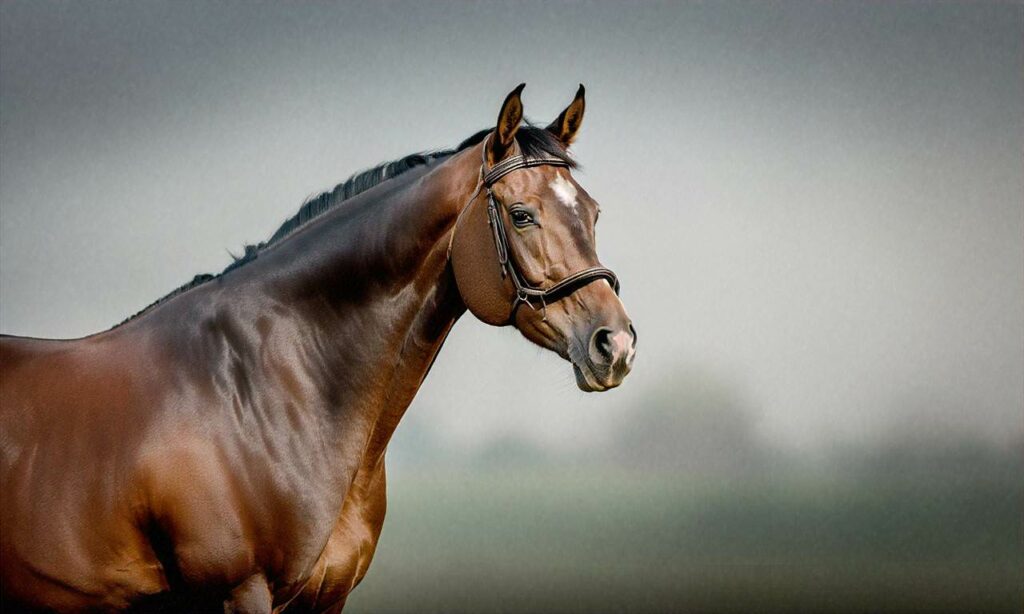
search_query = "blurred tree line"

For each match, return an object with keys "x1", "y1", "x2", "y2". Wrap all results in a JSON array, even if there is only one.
[{"x1": 390, "y1": 366, "x2": 1022, "y2": 483}]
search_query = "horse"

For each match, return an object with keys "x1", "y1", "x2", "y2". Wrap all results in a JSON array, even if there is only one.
[{"x1": 0, "y1": 84, "x2": 636, "y2": 612}]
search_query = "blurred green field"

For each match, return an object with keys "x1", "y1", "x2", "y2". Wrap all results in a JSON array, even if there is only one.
[{"x1": 349, "y1": 465, "x2": 1021, "y2": 614}]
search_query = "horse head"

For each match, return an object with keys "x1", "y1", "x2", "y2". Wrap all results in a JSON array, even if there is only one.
[{"x1": 451, "y1": 84, "x2": 636, "y2": 391}]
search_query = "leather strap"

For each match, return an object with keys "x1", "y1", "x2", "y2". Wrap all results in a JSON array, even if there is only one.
[{"x1": 483, "y1": 155, "x2": 570, "y2": 186}]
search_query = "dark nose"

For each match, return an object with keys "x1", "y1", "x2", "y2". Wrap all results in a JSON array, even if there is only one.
[{"x1": 588, "y1": 322, "x2": 636, "y2": 381}]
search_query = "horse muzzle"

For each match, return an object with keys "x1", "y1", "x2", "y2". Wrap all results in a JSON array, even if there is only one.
[{"x1": 572, "y1": 321, "x2": 637, "y2": 392}]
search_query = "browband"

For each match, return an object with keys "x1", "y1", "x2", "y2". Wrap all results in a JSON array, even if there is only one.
[{"x1": 482, "y1": 154, "x2": 570, "y2": 186}]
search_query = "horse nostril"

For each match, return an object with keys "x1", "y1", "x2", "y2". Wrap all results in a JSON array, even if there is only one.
[
  {"x1": 591, "y1": 327, "x2": 615, "y2": 363},
  {"x1": 628, "y1": 322, "x2": 637, "y2": 348}
]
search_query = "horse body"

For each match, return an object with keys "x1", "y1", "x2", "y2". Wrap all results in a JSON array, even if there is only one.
[
  {"x1": 0, "y1": 85, "x2": 635, "y2": 611},
  {"x1": 1, "y1": 154, "x2": 471, "y2": 611}
]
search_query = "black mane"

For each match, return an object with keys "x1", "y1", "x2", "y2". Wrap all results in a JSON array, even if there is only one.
[{"x1": 119, "y1": 125, "x2": 573, "y2": 324}]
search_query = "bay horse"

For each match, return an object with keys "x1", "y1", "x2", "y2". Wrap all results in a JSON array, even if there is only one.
[{"x1": 0, "y1": 84, "x2": 636, "y2": 612}]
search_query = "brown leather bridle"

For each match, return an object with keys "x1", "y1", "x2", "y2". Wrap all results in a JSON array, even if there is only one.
[{"x1": 450, "y1": 139, "x2": 620, "y2": 322}]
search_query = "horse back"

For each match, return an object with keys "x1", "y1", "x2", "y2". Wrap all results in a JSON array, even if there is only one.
[{"x1": 0, "y1": 331, "x2": 161, "y2": 445}]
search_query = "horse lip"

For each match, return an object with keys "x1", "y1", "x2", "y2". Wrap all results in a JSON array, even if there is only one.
[{"x1": 572, "y1": 361, "x2": 609, "y2": 392}]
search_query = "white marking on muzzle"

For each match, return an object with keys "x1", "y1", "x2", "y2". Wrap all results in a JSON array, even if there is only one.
[{"x1": 611, "y1": 330, "x2": 634, "y2": 364}]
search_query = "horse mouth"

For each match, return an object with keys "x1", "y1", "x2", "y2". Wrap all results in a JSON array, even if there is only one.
[{"x1": 572, "y1": 361, "x2": 613, "y2": 392}]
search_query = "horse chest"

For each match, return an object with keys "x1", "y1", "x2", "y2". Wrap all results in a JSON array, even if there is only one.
[{"x1": 284, "y1": 461, "x2": 388, "y2": 610}]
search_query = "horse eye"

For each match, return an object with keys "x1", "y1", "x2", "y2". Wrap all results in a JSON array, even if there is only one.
[{"x1": 509, "y1": 209, "x2": 533, "y2": 227}]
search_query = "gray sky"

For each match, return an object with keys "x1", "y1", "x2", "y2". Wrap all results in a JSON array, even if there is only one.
[{"x1": 1, "y1": 1, "x2": 1021, "y2": 452}]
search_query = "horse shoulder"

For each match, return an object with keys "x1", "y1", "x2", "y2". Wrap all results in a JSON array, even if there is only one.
[{"x1": 0, "y1": 334, "x2": 170, "y2": 609}]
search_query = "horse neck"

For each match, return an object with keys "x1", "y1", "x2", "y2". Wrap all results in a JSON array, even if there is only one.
[
  {"x1": 162, "y1": 144, "x2": 481, "y2": 469},
  {"x1": 132, "y1": 145, "x2": 483, "y2": 474}
]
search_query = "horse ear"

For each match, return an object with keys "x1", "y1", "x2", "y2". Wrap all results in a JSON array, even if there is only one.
[
  {"x1": 547, "y1": 84, "x2": 586, "y2": 146},
  {"x1": 488, "y1": 83, "x2": 525, "y2": 166}
]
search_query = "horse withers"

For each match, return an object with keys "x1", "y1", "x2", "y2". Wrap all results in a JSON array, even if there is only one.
[{"x1": 0, "y1": 84, "x2": 635, "y2": 612}]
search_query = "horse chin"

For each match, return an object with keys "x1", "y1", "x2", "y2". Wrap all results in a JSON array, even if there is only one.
[{"x1": 572, "y1": 362, "x2": 610, "y2": 393}]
